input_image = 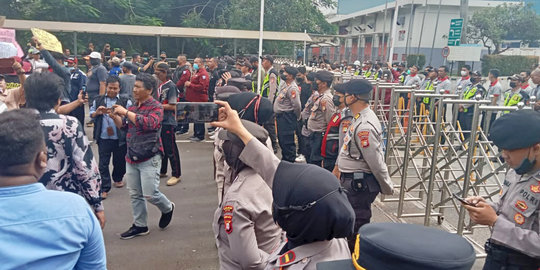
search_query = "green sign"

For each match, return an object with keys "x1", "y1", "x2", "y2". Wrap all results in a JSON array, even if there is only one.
[{"x1": 448, "y1": 18, "x2": 463, "y2": 46}]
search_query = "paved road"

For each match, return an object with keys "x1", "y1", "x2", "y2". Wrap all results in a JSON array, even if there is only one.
[{"x1": 93, "y1": 130, "x2": 220, "y2": 270}]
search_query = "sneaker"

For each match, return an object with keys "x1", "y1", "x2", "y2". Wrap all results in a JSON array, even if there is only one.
[
  {"x1": 166, "y1": 176, "x2": 181, "y2": 186},
  {"x1": 113, "y1": 181, "x2": 124, "y2": 188},
  {"x1": 159, "y1": 202, "x2": 175, "y2": 229},
  {"x1": 295, "y1": 154, "x2": 306, "y2": 163},
  {"x1": 159, "y1": 173, "x2": 168, "y2": 178},
  {"x1": 101, "y1": 191, "x2": 108, "y2": 200},
  {"x1": 120, "y1": 225, "x2": 149, "y2": 239},
  {"x1": 176, "y1": 130, "x2": 188, "y2": 135},
  {"x1": 209, "y1": 133, "x2": 217, "y2": 140},
  {"x1": 190, "y1": 137, "x2": 204, "y2": 142}
]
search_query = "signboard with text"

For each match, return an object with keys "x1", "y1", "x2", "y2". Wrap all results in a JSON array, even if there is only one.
[{"x1": 448, "y1": 19, "x2": 463, "y2": 46}]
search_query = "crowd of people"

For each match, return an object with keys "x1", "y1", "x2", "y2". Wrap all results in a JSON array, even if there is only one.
[{"x1": 0, "y1": 36, "x2": 539, "y2": 270}]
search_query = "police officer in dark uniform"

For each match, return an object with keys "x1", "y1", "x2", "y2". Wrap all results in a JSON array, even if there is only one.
[
  {"x1": 464, "y1": 110, "x2": 540, "y2": 270},
  {"x1": 333, "y1": 79, "x2": 395, "y2": 251}
]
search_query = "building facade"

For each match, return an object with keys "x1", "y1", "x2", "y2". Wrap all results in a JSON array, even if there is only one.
[{"x1": 315, "y1": 0, "x2": 520, "y2": 68}]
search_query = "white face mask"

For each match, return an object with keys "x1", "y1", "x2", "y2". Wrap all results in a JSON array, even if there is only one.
[{"x1": 461, "y1": 71, "x2": 468, "y2": 77}]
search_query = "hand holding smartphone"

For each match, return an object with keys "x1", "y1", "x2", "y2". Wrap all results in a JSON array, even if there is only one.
[{"x1": 452, "y1": 193, "x2": 476, "y2": 207}]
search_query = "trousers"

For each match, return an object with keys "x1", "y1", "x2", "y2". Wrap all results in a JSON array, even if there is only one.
[
  {"x1": 98, "y1": 139, "x2": 127, "y2": 192},
  {"x1": 160, "y1": 125, "x2": 182, "y2": 178},
  {"x1": 276, "y1": 111, "x2": 297, "y2": 162},
  {"x1": 308, "y1": 132, "x2": 323, "y2": 166}
]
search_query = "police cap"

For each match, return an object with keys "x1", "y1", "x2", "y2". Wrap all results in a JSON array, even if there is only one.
[
  {"x1": 260, "y1": 55, "x2": 274, "y2": 64},
  {"x1": 218, "y1": 119, "x2": 269, "y2": 144},
  {"x1": 317, "y1": 223, "x2": 476, "y2": 270},
  {"x1": 489, "y1": 109, "x2": 540, "y2": 150},
  {"x1": 284, "y1": 66, "x2": 299, "y2": 77},
  {"x1": 315, "y1": 70, "x2": 333, "y2": 85},
  {"x1": 333, "y1": 79, "x2": 372, "y2": 96}
]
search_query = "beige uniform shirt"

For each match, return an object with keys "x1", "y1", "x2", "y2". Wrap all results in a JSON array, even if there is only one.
[
  {"x1": 238, "y1": 139, "x2": 353, "y2": 269},
  {"x1": 336, "y1": 107, "x2": 394, "y2": 195},
  {"x1": 0, "y1": 87, "x2": 24, "y2": 111},
  {"x1": 489, "y1": 168, "x2": 540, "y2": 258},
  {"x1": 274, "y1": 81, "x2": 301, "y2": 118},
  {"x1": 307, "y1": 89, "x2": 335, "y2": 133},
  {"x1": 264, "y1": 239, "x2": 350, "y2": 270},
  {"x1": 213, "y1": 167, "x2": 284, "y2": 269}
]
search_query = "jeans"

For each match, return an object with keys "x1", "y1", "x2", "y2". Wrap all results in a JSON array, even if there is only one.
[
  {"x1": 126, "y1": 155, "x2": 173, "y2": 227},
  {"x1": 98, "y1": 139, "x2": 127, "y2": 192},
  {"x1": 160, "y1": 125, "x2": 181, "y2": 178},
  {"x1": 193, "y1": 123, "x2": 205, "y2": 140}
]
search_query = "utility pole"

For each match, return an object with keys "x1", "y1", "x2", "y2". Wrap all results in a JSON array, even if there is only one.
[
  {"x1": 382, "y1": 0, "x2": 389, "y2": 62},
  {"x1": 416, "y1": 0, "x2": 429, "y2": 55},
  {"x1": 428, "y1": 0, "x2": 442, "y2": 66},
  {"x1": 460, "y1": 0, "x2": 469, "y2": 44},
  {"x1": 388, "y1": 0, "x2": 400, "y2": 63}
]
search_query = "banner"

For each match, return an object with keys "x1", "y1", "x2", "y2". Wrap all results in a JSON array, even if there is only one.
[
  {"x1": 0, "y1": 28, "x2": 23, "y2": 57},
  {"x1": 31, "y1": 28, "x2": 63, "y2": 54}
]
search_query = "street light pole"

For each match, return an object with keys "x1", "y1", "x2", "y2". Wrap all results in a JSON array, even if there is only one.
[
  {"x1": 388, "y1": 0, "x2": 400, "y2": 63},
  {"x1": 460, "y1": 0, "x2": 469, "y2": 44},
  {"x1": 382, "y1": 0, "x2": 388, "y2": 62},
  {"x1": 428, "y1": 0, "x2": 442, "y2": 66},
  {"x1": 257, "y1": 0, "x2": 265, "y2": 95}
]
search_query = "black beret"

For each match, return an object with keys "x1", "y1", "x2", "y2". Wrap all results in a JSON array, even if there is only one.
[
  {"x1": 227, "y1": 92, "x2": 273, "y2": 125},
  {"x1": 315, "y1": 70, "x2": 334, "y2": 84},
  {"x1": 334, "y1": 79, "x2": 372, "y2": 96},
  {"x1": 215, "y1": 85, "x2": 241, "y2": 101},
  {"x1": 489, "y1": 109, "x2": 540, "y2": 150},
  {"x1": 306, "y1": 72, "x2": 316, "y2": 82},
  {"x1": 317, "y1": 223, "x2": 475, "y2": 270},
  {"x1": 284, "y1": 66, "x2": 299, "y2": 77},
  {"x1": 218, "y1": 119, "x2": 269, "y2": 145}
]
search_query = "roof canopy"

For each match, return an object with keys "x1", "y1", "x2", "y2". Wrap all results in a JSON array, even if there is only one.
[{"x1": 3, "y1": 19, "x2": 312, "y2": 42}]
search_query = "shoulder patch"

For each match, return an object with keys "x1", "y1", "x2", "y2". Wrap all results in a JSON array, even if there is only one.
[
  {"x1": 514, "y1": 213, "x2": 525, "y2": 225},
  {"x1": 279, "y1": 250, "x2": 296, "y2": 265},
  {"x1": 321, "y1": 99, "x2": 327, "y2": 111},
  {"x1": 358, "y1": 131, "x2": 370, "y2": 148},
  {"x1": 291, "y1": 89, "x2": 296, "y2": 99},
  {"x1": 224, "y1": 214, "x2": 233, "y2": 234}
]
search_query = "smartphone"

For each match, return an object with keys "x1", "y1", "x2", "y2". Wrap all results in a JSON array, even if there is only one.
[
  {"x1": 176, "y1": 102, "x2": 219, "y2": 123},
  {"x1": 452, "y1": 193, "x2": 475, "y2": 206}
]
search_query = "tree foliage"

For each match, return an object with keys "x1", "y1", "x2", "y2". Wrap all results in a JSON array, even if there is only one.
[
  {"x1": 467, "y1": 3, "x2": 540, "y2": 54},
  {"x1": 4, "y1": 0, "x2": 336, "y2": 57}
]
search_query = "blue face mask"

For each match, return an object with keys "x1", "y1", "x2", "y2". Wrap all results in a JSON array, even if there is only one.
[{"x1": 193, "y1": 63, "x2": 199, "y2": 70}]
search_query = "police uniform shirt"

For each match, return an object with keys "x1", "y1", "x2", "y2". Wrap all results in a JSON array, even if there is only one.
[
  {"x1": 237, "y1": 138, "x2": 353, "y2": 270},
  {"x1": 338, "y1": 108, "x2": 353, "y2": 148},
  {"x1": 212, "y1": 167, "x2": 284, "y2": 269},
  {"x1": 267, "y1": 68, "x2": 278, "y2": 103},
  {"x1": 489, "y1": 169, "x2": 540, "y2": 258},
  {"x1": 307, "y1": 89, "x2": 335, "y2": 133},
  {"x1": 404, "y1": 74, "x2": 422, "y2": 87},
  {"x1": 274, "y1": 81, "x2": 301, "y2": 118},
  {"x1": 336, "y1": 107, "x2": 394, "y2": 195}
]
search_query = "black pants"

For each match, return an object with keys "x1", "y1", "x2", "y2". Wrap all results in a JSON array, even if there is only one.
[
  {"x1": 300, "y1": 134, "x2": 312, "y2": 163},
  {"x1": 323, "y1": 157, "x2": 336, "y2": 172},
  {"x1": 341, "y1": 174, "x2": 379, "y2": 252},
  {"x1": 160, "y1": 125, "x2": 182, "y2": 177},
  {"x1": 483, "y1": 240, "x2": 540, "y2": 270},
  {"x1": 264, "y1": 114, "x2": 278, "y2": 153},
  {"x1": 481, "y1": 111, "x2": 498, "y2": 132},
  {"x1": 69, "y1": 105, "x2": 85, "y2": 128},
  {"x1": 98, "y1": 139, "x2": 127, "y2": 192},
  {"x1": 296, "y1": 120, "x2": 304, "y2": 156},
  {"x1": 175, "y1": 97, "x2": 189, "y2": 133},
  {"x1": 276, "y1": 111, "x2": 297, "y2": 162},
  {"x1": 193, "y1": 123, "x2": 205, "y2": 140},
  {"x1": 457, "y1": 111, "x2": 474, "y2": 141},
  {"x1": 308, "y1": 132, "x2": 323, "y2": 166}
]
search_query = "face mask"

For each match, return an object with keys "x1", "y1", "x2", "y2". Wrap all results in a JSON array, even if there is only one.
[
  {"x1": 312, "y1": 82, "x2": 318, "y2": 91},
  {"x1": 279, "y1": 69, "x2": 284, "y2": 75},
  {"x1": 90, "y1": 58, "x2": 100, "y2": 66},
  {"x1": 161, "y1": 57, "x2": 166, "y2": 60},
  {"x1": 514, "y1": 148, "x2": 537, "y2": 175},
  {"x1": 407, "y1": 70, "x2": 411, "y2": 75},
  {"x1": 63, "y1": 62, "x2": 68, "y2": 66},
  {"x1": 461, "y1": 71, "x2": 468, "y2": 77},
  {"x1": 510, "y1": 82, "x2": 517, "y2": 88},
  {"x1": 193, "y1": 63, "x2": 199, "y2": 70},
  {"x1": 332, "y1": 95, "x2": 342, "y2": 107},
  {"x1": 296, "y1": 77, "x2": 303, "y2": 84},
  {"x1": 392, "y1": 67, "x2": 397, "y2": 71},
  {"x1": 280, "y1": 74, "x2": 288, "y2": 81}
]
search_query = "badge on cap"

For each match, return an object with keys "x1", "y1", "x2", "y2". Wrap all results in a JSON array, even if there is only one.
[
  {"x1": 514, "y1": 213, "x2": 525, "y2": 225},
  {"x1": 358, "y1": 131, "x2": 370, "y2": 148},
  {"x1": 531, "y1": 184, "x2": 540, "y2": 193},
  {"x1": 279, "y1": 250, "x2": 296, "y2": 265},
  {"x1": 291, "y1": 90, "x2": 296, "y2": 99},
  {"x1": 515, "y1": 200, "x2": 528, "y2": 212},
  {"x1": 224, "y1": 214, "x2": 233, "y2": 234}
]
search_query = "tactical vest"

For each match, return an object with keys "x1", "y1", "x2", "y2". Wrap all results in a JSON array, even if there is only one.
[
  {"x1": 462, "y1": 85, "x2": 480, "y2": 112},
  {"x1": 93, "y1": 95, "x2": 130, "y2": 145},
  {"x1": 260, "y1": 69, "x2": 280, "y2": 99},
  {"x1": 422, "y1": 80, "x2": 435, "y2": 104},
  {"x1": 322, "y1": 109, "x2": 353, "y2": 158},
  {"x1": 503, "y1": 91, "x2": 526, "y2": 114}
]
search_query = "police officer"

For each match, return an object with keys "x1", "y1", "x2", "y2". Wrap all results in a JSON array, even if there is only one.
[
  {"x1": 260, "y1": 55, "x2": 279, "y2": 152},
  {"x1": 503, "y1": 74, "x2": 530, "y2": 113},
  {"x1": 307, "y1": 70, "x2": 336, "y2": 166},
  {"x1": 457, "y1": 70, "x2": 486, "y2": 140},
  {"x1": 211, "y1": 100, "x2": 355, "y2": 270},
  {"x1": 464, "y1": 110, "x2": 540, "y2": 270},
  {"x1": 321, "y1": 85, "x2": 353, "y2": 172},
  {"x1": 332, "y1": 79, "x2": 395, "y2": 251},
  {"x1": 299, "y1": 72, "x2": 319, "y2": 164},
  {"x1": 274, "y1": 66, "x2": 302, "y2": 162},
  {"x1": 213, "y1": 120, "x2": 284, "y2": 270}
]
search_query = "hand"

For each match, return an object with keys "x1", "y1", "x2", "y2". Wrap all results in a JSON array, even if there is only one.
[
  {"x1": 459, "y1": 106, "x2": 464, "y2": 112},
  {"x1": 12, "y1": 61, "x2": 23, "y2": 74},
  {"x1": 463, "y1": 201, "x2": 497, "y2": 226},
  {"x1": 332, "y1": 166, "x2": 341, "y2": 179},
  {"x1": 185, "y1": 81, "x2": 191, "y2": 87},
  {"x1": 221, "y1": 72, "x2": 232, "y2": 84},
  {"x1": 31, "y1": 37, "x2": 43, "y2": 50},
  {"x1": 211, "y1": 100, "x2": 253, "y2": 144},
  {"x1": 95, "y1": 210, "x2": 106, "y2": 229},
  {"x1": 96, "y1": 106, "x2": 108, "y2": 115},
  {"x1": 464, "y1": 196, "x2": 485, "y2": 206},
  {"x1": 77, "y1": 90, "x2": 88, "y2": 105},
  {"x1": 112, "y1": 104, "x2": 128, "y2": 116}
]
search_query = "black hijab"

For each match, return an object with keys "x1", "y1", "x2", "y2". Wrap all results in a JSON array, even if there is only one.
[
  {"x1": 272, "y1": 162, "x2": 355, "y2": 251},
  {"x1": 228, "y1": 92, "x2": 273, "y2": 125}
]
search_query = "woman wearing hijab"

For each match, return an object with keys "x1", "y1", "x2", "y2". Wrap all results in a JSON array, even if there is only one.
[
  {"x1": 213, "y1": 119, "x2": 284, "y2": 269},
  {"x1": 212, "y1": 101, "x2": 355, "y2": 270}
]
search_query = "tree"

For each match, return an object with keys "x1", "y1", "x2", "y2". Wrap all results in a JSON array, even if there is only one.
[{"x1": 467, "y1": 3, "x2": 540, "y2": 54}]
